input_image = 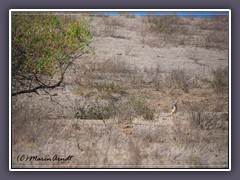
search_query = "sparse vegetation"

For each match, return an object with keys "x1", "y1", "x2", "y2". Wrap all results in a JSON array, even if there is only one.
[
  {"x1": 75, "y1": 100, "x2": 114, "y2": 120},
  {"x1": 101, "y1": 16, "x2": 123, "y2": 37},
  {"x1": 97, "y1": 59, "x2": 127, "y2": 74},
  {"x1": 143, "y1": 14, "x2": 229, "y2": 49},
  {"x1": 12, "y1": 98, "x2": 59, "y2": 145},
  {"x1": 11, "y1": 12, "x2": 229, "y2": 169},
  {"x1": 166, "y1": 69, "x2": 190, "y2": 92},
  {"x1": 148, "y1": 64, "x2": 164, "y2": 90},
  {"x1": 211, "y1": 67, "x2": 228, "y2": 92},
  {"x1": 102, "y1": 16, "x2": 122, "y2": 27},
  {"x1": 204, "y1": 31, "x2": 228, "y2": 50},
  {"x1": 127, "y1": 95, "x2": 155, "y2": 120},
  {"x1": 74, "y1": 95, "x2": 155, "y2": 121},
  {"x1": 197, "y1": 16, "x2": 228, "y2": 32},
  {"x1": 148, "y1": 15, "x2": 181, "y2": 34},
  {"x1": 95, "y1": 82, "x2": 123, "y2": 98}
]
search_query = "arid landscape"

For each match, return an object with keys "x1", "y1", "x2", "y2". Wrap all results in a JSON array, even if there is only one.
[{"x1": 11, "y1": 13, "x2": 229, "y2": 169}]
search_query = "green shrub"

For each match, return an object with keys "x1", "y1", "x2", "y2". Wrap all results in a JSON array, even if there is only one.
[
  {"x1": 75, "y1": 96, "x2": 155, "y2": 121},
  {"x1": 12, "y1": 12, "x2": 93, "y2": 96},
  {"x1": 128, "y1": 96, "x2": 155, "y2": 120},
  {"x1": 96, "y1": 82, "x2": 122, "y2": 94},
  {"x1": 75, "y1": 100, "x2": 115, "y2": 120}
]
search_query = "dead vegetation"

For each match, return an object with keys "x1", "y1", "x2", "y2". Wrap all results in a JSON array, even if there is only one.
[
  {"x1": 12, "y1": 56, "x2": 228, "y2": 168},
  {"x1": 165, "y1": 69, "x2": 190, "y2": 93},
  {"x1": 11, "y1": 13, "x2": 229, "y2": 169},
  {"x1": 138, "y1": 15, "x2": 229, "y2": 50},
  {"x1": 211, "y1": 67, "x2": 228, "y2": 92},
  {"x1": 12, "y1": 98, "x2": 65, "y2": 147}
]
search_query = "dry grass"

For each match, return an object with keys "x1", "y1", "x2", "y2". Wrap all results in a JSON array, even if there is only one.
[
  {"x1": 95, "y1": 82, "x2": 124, "y2": 98},
  {"x1": 73, "y1": 59, "x2": 128, "y2": 98},
  {"x1": 147, "y1": 15, "x2": 182, "y2": 34},
  {"x1": 97, "y1": 59, "x2": 127, "y2": 74},
  {"x1": 12, "y1": 97, "x2": 228, "y2": 168},
  {"x1": 12, "y1": 99, "x2": 44, "y2": 144},
  {"x1": 197, "y1": 16, "x2": 228, "y2": 32},
  {"x1": 11, "y1": 14, "x2": 229, "y2": 169},
  {"x1": 204, "y1": 31, "x2": 228, "y2": 50},
  {"x1": 100, "y1": 16, "x2": 123, "y2": 37},
  {"x1": 74, "y1": 99, "x2": 115, "y2": 120},
  {"x1": 102, "y1": 16, "x2": 122, "y2": 27},
  {"x1": 126, "y1": 95, "x2": 155, "y2": 120},
  {"x1": 211, "y1": 67, "x2": 228, "y2": 92},
  {"x1": 12, "y1": 61, "x2": 228, "y2": 168},
  {"x1": 142, "y1": 15, "x2": 229, "y2": 50},
  {"x1": 165, "y1": 69, "x2": 190, "y2": 93},
  {"x1": 12, "y1": 98, "x2": 63, "y2": 147},
  {"x1": 74, "y1": 94, "x2": 155, "y2": 122}
]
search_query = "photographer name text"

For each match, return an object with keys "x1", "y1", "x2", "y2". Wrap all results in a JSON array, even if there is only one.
[{"x1": 17, "y1": 154, "x2": 74, "y2": 162}]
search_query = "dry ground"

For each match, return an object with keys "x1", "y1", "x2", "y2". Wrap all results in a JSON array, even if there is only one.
[{"x1": 12, "y1": 14, "x2": 229, "y2": 169}]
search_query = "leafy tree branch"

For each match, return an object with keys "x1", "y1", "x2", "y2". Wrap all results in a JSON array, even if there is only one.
[{"x1": 12, "y1": 13, "x2": 93, "y2": 96}]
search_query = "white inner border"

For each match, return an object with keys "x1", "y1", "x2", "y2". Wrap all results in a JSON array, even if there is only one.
[{"x1": 9, "y1": 9, "x2": 231, "y2": 172}]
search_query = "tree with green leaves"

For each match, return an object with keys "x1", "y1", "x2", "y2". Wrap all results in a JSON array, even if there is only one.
[{"x1": 11, "y1": 13, "x2": 93, "y2": 96}]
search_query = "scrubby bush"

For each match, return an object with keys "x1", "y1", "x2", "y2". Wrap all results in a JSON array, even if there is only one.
[
  {"x1": 116, "y1": 96, "x2": 155, "y2": 122},
  {"x1": 75, "y1": 100, "x2": 115, "y2": 120},
  {"x1": 12, "y1": 12, "x2": 93, "y2": 96},
  {"x1": 211, "y1": 67, "x2": 228, "y2": 92},
  {"x1": 148, "y1": 15, "x2": 182, "y2": 34},
  {"x1": 166, "y1": 69, "x2": 190, "y2": 92}
]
